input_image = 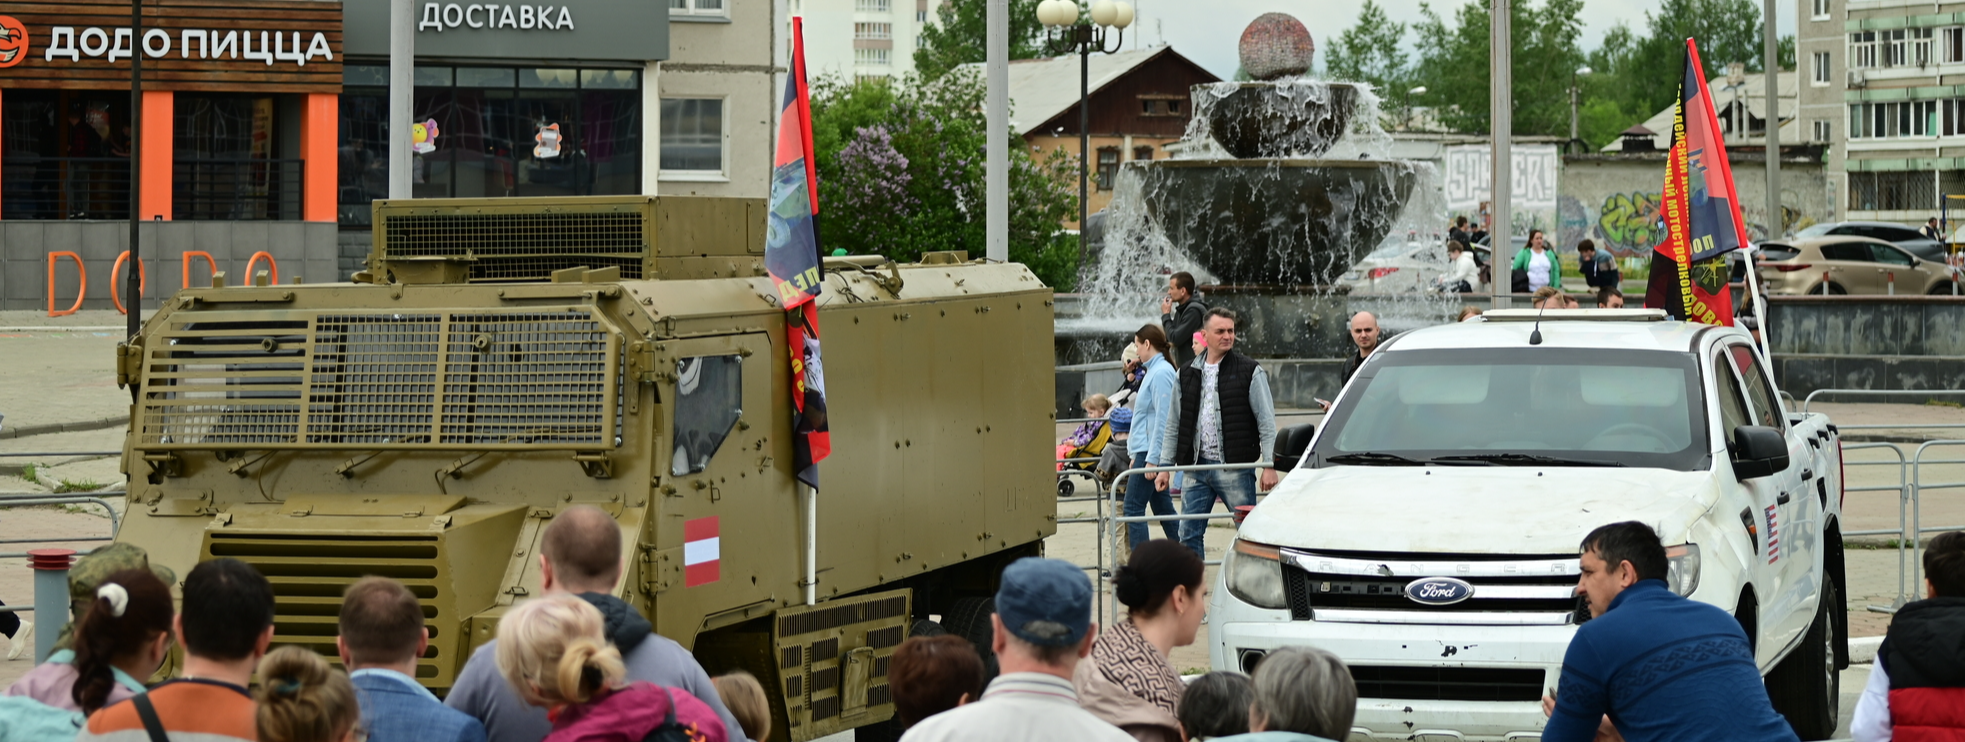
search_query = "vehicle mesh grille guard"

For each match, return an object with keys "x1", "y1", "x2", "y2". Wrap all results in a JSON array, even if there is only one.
[
  {"x1": 135, "y1": 309, "x2": 622, "y2": 450},
  {"x1": 380, "y1": 210, "x2": 648, "y2": 282}
]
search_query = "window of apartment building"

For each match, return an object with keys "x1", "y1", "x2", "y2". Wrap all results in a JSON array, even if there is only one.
[
  {"x1": 1850, "y1": 31, "x2": 1877, "y2": 69},
  {"x1": 1096, "y1": 147, "x2": 1119, "y2": 190},
  {"x1": 916, "y1": 35, "x2": 926, "y2": 49},
  {"x1": 855, "y1": 48, "x2": 892, "y2": 66},
  {"x1": 1133, "y1": 145, "x2": 1154, "y2": 161},
  {"x1": 856, "y1": 74, "x2": 889, "y2": 84},
  {"x1": 916, "y1": 10, "x2": 927, "y2": 21},
  {"x1": 1848, "y1": 99, "x2": 1943, "y2": 139},
  {"x1": 660, "y1": 98, "x2": 725, "y2": 178},
  {"x1": 1811, "y1": 0, "x2": 1829, "y2": 18},
  {"x1": 670, "y1": 0, "x2": 728, "y2": 16},
  {"x1": 1814, "y1": 120, "x2": 1832, "y2": 142},
  {"x1": 856, "y1": 0, "x2": 890, "y2": 12},
  {"x1": 1947, "y1": 27, "x2": 1965, "y2": 63},
  {"x1": 1849, "y1": 171, "x2": 1938, "y2": 212},
  {"x1": 855, "y1": 22, "x2": 892, "y2": 39},
  {"x1": 1914, "y1": 28, "x2": 1934, "y2": 66},
  {"x1": 1882, "y1": 29, "x2": 1908, "y2": 67},
  {"x1": 1813, "y1": 52, "x2": 1831, "y2": 84}
]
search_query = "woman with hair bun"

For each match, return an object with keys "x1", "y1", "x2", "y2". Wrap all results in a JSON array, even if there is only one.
[
  {"x1": 1073, "y1": 539, "x2": 1208, "y2": 742},
  {"x1": 4, "y1": 569, "x2": 172, "y2": 714},
  {"x1": 255, "y1": 646, "x2": 360, "y2": 742},
  {"x1": 495, "y1": 594, "x2": 727, "y2": 742}
]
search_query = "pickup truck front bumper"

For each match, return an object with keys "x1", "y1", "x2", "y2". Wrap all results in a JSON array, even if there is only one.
[{"x1": 1210, "y1": 596, "x2": 1581, "y2": 742}]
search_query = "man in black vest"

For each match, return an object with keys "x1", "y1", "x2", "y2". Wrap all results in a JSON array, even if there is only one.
[
  {"x1": 1153, "y1": 307, "x2": 1278, "y2": 557},
  {"x1": 1161, "y1": 272, "x2": 1207, "y2": 370}
]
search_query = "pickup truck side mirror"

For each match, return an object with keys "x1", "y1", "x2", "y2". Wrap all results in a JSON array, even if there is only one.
[
  {"x1": 1730, "y1": 425, "x2": 1789, "y2": 480},
  {"x1": 1273, "y1": 424, "x2": 1317, "y2": 473}
]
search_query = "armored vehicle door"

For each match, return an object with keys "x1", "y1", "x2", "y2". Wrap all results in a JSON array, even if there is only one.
[{"x1": 641, "y1": 333, "x2": 794, "y2": 634}]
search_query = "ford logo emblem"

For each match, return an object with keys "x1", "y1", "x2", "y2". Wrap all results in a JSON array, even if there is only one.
[{"x1": 1405, "y1": 577, "x2": 1475, "y2": 606}]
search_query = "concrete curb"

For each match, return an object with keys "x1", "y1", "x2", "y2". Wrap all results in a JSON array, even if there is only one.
[
  {"x1": 0, "y1": 416, "x2": 129, "y2": 440},
  {"x1": 1852, "y1": 635, "x2": 1885, "y2": 664}
]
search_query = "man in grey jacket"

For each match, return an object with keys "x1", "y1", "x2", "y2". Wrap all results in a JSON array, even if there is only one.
[
  {"x1": 1154, "y1": 307, "x2": 1277, "y2": 558},
  {"x1": 445, "y1": 506, "x2": 748, "y2": 742},
  {"x1": 1160, "y1": 272, "x2": 1207, "y2": 370}
]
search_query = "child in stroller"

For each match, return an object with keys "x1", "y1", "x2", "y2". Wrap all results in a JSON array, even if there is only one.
[{"x1": 1057, "y1": 395, "x2": 1121, "y2": 496}]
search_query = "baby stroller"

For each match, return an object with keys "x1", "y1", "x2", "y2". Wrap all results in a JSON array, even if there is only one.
[{"x1": 1058, "y1": 408, "x2": 1127, "y2": 497}]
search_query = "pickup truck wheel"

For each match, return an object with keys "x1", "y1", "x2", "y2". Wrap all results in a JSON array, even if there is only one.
[{"x1": 1766, "y1": 579, "x2": 1839, "y2": 740}]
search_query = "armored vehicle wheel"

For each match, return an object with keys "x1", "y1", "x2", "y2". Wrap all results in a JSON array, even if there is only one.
[
  {"x1": 1766, "y1": 579, "x2": 1838, "y2": 740},
  {"x1": 944, "y1": 596, "x2": 999, "y2": 681}
]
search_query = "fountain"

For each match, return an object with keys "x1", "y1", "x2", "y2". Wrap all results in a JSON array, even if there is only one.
[{"x1": 1058, "y1": 12, "x2": 1448, "y2": 385}]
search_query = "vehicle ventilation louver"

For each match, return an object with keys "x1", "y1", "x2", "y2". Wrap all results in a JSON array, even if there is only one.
[
  {"x1": 137, "y1": 310, "x2": 619, "y2": 450},
  {"x1": 379, "y1": 211, "x2": 647, "y2": 282}
]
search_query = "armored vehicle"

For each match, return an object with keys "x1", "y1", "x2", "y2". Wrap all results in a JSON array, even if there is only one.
[{"x1": 114, "y1": 196, "x2": 1058, "y2": 740}]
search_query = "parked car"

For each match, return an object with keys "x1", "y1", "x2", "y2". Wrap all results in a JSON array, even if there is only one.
[
  {"x1": 1755, "y1": 236, "x2": 1957, "y2": 295},
  {"x1": 1340, "y1": 240, "x2": 1490, "y2": 294},
  {"x1": 1794, "y1": 220, "x2": 1946, "y2": 262}
]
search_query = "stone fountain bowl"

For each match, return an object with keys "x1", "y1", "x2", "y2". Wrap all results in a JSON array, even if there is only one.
[
  {"x1": 1198, "y1": 81, "x2": 1360, "y2": 159},
  {"x1": 1136, "y1": 158, "x2": 1420, "y2": 286}
]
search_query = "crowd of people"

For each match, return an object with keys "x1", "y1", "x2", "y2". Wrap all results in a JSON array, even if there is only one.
[{"x1": 3, "y1": 504, "x2": 1962, "y2": 741}]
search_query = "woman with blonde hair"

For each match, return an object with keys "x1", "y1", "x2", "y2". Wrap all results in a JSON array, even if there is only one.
[
  {"x1": 256, "y1": 646, "x2": 361, "y2": 742},
  {"x1": 496, "y1": 594, "x2": 727, "y2": 742}
]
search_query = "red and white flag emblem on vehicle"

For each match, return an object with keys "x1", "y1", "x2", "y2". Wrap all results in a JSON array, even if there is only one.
[{"x1": 685, "y1": 516, "x2": 720, "y2": 587}]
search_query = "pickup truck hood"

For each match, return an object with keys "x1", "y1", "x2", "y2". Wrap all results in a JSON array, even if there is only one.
[{"x1": 1238, "y1": 465, "x2": 1720, "y2": 554}]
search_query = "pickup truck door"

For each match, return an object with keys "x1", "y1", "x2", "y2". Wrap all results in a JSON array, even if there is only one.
[
  {"x1": 1712, "y1": 348, "x2": 1799, "y2": 666},
  {"x1": 1728, "y1": 343, "x2": 1820, "y2": 650}
]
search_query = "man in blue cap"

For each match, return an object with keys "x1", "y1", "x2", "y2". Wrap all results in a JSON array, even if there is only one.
[{"x1": 900, "y1": 558, "x2": 1132, "y2": 742}]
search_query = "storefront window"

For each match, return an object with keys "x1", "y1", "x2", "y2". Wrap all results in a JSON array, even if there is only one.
[
  {"x1": 174, "y1": 94, "x2": 301, "y2": 220},
  {"x1": 338, "y1": 64, "x2": 641, "y2": 229},
  {"x1": 2, "y1": 91, "x2": 133, "y2": 220},
  {"x1": 660, "y1": 98, "x2": 725, "y2": 176}
]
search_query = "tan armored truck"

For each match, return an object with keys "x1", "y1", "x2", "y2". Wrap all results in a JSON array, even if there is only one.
[{"x1": 113, "y1": 196, "x2": 1058, "y2": 740}]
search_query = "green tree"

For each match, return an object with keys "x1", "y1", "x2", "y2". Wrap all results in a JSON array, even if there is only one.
[
  {"x1": 1324, "y1": 0, "x2": 1410, "y2": 94},
  {"x1": 1409, "y1": 0, "x2": 1585, "y2": 136},
  {"x1": 913, "y1": 0, "x2": 1049, "y2": 81},
  {"x1": 809, "y1": 70, "x2": 1082, "y2": 288}
]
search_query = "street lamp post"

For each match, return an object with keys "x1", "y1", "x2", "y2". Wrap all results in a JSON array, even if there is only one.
[
  {"x1": 1404, "y1": 86, "x2": 1426, "y2": 131},
  {"x1": 1038, "y1": 0, "x2": 1131, "y2": 259},
  {"x1": 1568, "y1": 66, "x2": 1592, "y2": 146}
]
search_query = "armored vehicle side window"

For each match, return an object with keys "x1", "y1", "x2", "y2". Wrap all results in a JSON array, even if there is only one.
[{"x1": 672, "y1": 355, "x2": 743, "y2": 476}]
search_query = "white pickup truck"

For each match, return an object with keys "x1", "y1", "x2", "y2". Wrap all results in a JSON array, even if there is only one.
[{"x1": 1210, "y1": 309, "x2": 1850, "y2": 741}]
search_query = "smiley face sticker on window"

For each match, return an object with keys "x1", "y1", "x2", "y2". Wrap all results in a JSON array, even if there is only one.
[{"x1": 411, "y1": 119, "x2": 439, "y2": 154}]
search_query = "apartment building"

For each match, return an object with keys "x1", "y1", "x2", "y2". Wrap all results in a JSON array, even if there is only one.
[
  {"x1": 792, "y1": 0, "x2": 932, "y2": 82},
  {"x1": 1800, "y1": 0, "x2": 1965, "y2": 221}
]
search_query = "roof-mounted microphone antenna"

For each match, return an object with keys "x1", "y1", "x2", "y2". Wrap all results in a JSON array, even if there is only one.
[{"x1": 1529, "y1": 299, "x2": 1549, "y2": 346}]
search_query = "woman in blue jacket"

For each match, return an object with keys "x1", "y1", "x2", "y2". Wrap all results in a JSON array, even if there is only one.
[{"x1": 1124, "y1": 324, "x2": 1181, "y2": 548}]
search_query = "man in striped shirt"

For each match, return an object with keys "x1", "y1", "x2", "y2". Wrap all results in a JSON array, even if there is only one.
[{"x1": 76, "y1": 558, "x2": 275, "y2": 742}]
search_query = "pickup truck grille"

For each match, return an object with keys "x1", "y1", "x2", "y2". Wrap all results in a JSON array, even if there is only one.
[
  {"x1": 1350, "y1": 666, "x2": 1546, "y2": 702},
  {"x1": 1281, "y1": 549, "x2": 1589, "y2": 625}
]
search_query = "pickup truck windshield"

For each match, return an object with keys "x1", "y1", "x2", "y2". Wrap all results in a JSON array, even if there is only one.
[{"x1": 1312, "y1": 348, "x2": 1710, "y2": 471}]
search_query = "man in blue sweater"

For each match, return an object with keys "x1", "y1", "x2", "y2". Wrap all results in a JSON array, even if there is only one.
[{"x1": 1541, "y1": 522, "x2": 1798, "y2": 742}]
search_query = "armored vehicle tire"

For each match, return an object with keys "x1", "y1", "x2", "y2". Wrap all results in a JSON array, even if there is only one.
[
  {"x1": 911, "y1": 618, "x2": 948, "y2": 638},
  {"x1": 1766, "y1": 579, "x2": 1838, "y2": 740},
  {"x1": 945, "y1": 596, "x2": 1000, "y2": 681}
]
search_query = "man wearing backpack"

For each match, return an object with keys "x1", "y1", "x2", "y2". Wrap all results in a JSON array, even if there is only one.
[{"x1": 446, "y1": 506, "x2": 749, "y2": 742}]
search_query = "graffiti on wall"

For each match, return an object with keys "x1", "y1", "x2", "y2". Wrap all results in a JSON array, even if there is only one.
[{"x1": 1597, "y1": 191, "x2": 1665, "y2": 255}]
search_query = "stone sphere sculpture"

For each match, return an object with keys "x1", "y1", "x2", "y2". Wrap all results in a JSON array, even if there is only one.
[{"x1": 1238, "y1": 13, "x2": 1314, "y2": 80}]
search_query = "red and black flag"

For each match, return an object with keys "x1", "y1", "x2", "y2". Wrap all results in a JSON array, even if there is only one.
[
  {"x1": 1645, "y1": 37, "x2": 1741, "y2": 326},
  {"x1": 768, "y1": 17, "x2": 831, "y2": 489}
]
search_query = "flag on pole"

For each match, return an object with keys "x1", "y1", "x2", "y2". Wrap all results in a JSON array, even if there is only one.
[
  {"x1": 769, "y1": 17, "x2": 831, "y2": 488},
  {"x1": 1644, "y1": 37, "x2": 1741, "y2": 326}
]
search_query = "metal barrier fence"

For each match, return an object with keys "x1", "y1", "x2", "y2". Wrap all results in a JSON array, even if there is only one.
[{"x1": 0, "y1": 492, "x2": 120, "y2": 559}]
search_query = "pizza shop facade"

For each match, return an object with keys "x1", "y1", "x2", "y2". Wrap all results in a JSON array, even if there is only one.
[{"x1": 0, "y1": 0, "x2": 665, "y2": 310}]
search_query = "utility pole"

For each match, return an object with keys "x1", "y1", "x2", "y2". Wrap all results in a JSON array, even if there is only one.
[
  {"x1": 985, "y1": 0, "x2": 1007, "y2": 263},
  {"x1": 127, "y1": 0, "x2": 143, "y2": 350},
  {"x1": 389, "y1": 0, "x2": 414, "y2": 199},
  {"x1": 1490, "y1": 0, "x2": 1511, "y2": 304},
  {"x1": 1764, "y1": 0, "x2": 1781, "y2": 242}
]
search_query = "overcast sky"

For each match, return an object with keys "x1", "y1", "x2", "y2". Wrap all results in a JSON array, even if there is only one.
[{"x1": 1122, "y1": 0, "x2": 1799, "y2": 80}]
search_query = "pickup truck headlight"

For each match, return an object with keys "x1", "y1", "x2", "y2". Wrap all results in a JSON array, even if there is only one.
[
  {"x1": 1225, "y1": 539, "x2": 1288, "y2": 610},
  {"x1": 1665, "y1": 543, "x2": 1701, "y2": 597}
]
